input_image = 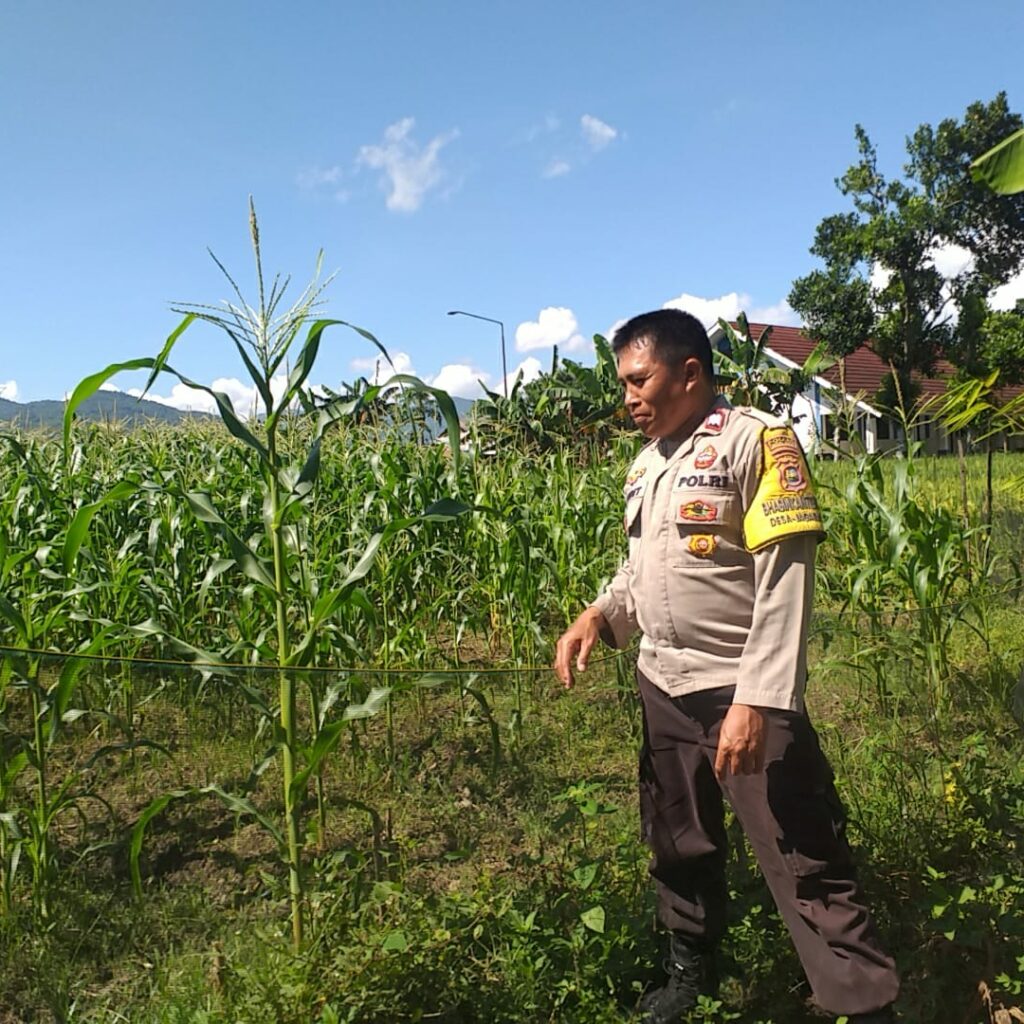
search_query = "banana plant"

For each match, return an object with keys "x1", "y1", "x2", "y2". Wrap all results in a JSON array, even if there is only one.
[
  {"x1": 971, "y1": 127, "x2": 1024, "y2": 195},
  {"x1": 715, "y1": 313, "x2": 835, "y2": 419}
]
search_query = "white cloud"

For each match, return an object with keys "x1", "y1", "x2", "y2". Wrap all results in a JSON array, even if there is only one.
[
  {"x1": 422, "y1": 357, "x2": 546, "y2": 402},
  {"x1": 748, "y1": 299, "x2": 802, "y2": 327},
  {"x1": 504, "y1": 356, "x2": 544, "y2": 394},
  {"x1": 929, "y1": 242, "x2": 974, "y2": 279},
  {"x1": 522, "y1": 114, "x2": 560, "y2": 143},
  {"x1": 126, "y1": 375, "x2": 291, "y2": 416},
  {"x1": 357, "y1": 118, "x2": 459, "y2": 213},
  {"x1": 297, "y1": 165, "x2": 343, "y2": 188},
  {"x1": 350, "y1": 351, "x2": 415, "y2": 383},
  {"x1": 876, "y1": 244, "x2": 974, "y2": 290},
  {"x1": 515, "y1": 306, "x2": 588, "y2": 352},
  {"x1": 991, "y1": 266, "x2": 1024, "y2": 311},
  {"x1": 581, "y1": 114, "x2": 617, "y2": 151},
  {"x1": 605, "y1": 318, "x2": 627, "y2": 341},
  {"x1": 870, "y1": 262, "x2": 892, "y2": 292},
  {"x1": 606, "y1": 293, "x2": 801, "y2": 338},
  {"x1": 427, "y1": 363, "x2": 491, "y2": 399},
  {"x1": 0, "y1": 380, "x2": 18, "y2": 400},
  {"x1": 295, "y1": 165, "x2": 350, "y2": 203},
  {"x1": 922, "y1": 242, "x2": 1024, "y2": 312},
  {"x1": 662, "y1": 291, "x2": 751, "y2": 329},
  {"x1": 543, "y1": 159, "x2": 571, "y2": 179}
]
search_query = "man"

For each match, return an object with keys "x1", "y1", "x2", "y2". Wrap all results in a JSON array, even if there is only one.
[{"x1": 554, "y1": 310, "x2": 899, "y2": 1023}]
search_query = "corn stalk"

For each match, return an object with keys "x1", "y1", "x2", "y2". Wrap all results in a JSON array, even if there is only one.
[{"x1": 63, "y1": 200, "x2": 467, "y2": 949}]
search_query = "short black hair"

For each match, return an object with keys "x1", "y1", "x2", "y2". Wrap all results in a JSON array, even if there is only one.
[{"x1": 611, "y1": 308, "x2": 714, "y2": 378}]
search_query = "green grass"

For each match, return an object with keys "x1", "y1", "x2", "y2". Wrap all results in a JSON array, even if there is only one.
[{"x1": 1, "y1": 426, "x2": 1022, "y2": 1022}]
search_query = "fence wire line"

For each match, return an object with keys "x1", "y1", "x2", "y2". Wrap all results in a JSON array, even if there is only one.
[
  {"x1": 2, "y1": 585, "x2": 1015, "y2": 679},
  {"x1": 0, "y1": 642, "x2": 637, "y2": 678},
  {"x1": 809, "y1": 583, "x2": 1022, "y2": 628},
  {"x1": 1, "y1": 583, "x2": 1021, "y2": 679}
]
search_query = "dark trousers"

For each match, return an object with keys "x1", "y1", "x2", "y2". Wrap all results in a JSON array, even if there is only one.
[{"x1": 638, "y1": 672, "x2": 899, "y2": 1016}]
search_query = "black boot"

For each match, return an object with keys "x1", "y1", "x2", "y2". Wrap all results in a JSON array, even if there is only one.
[
  {"x1": 846, "y1": 1009, "x2": 895, "y2": 1023},
  {"x1": 638, "y1": 934, "x2": 719, "y2": 1023}
]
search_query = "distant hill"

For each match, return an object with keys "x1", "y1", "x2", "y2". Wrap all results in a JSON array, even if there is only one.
[
  {"x1": 0, "y1": 393, "x2": 212, "y2": 430},
  {"x1": 436, "y1": 395, "x2": 477, "y2": 424},
  {"x1": 0, "y1": 392, "x2": 479, "y2": 432}
]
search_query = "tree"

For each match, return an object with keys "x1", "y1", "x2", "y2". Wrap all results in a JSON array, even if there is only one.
[
  {"x1": 790, "y1": 94, "x2": 1024, "y2": 406},
  {"x1": 978, "y1": 301, "x2": 1024, "y2": 382}
]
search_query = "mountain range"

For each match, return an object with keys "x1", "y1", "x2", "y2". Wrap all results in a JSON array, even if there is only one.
[
  {"x1": 0, "y1": 393, "x2": 477, "y2": 431},
  {"x1": 0, "y1": 393, "x2": 211, "y2": 430}
]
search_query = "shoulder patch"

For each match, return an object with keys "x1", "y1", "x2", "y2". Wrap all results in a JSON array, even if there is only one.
[
  {"x1": 743, "y1": 426, "x2": 824, "y2": 552},
  {"x1": 702, "y1": 407, "x2": 729, "y2": 434}
]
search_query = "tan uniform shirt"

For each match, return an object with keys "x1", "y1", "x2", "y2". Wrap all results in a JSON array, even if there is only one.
[{"x1": 591, "y1": 397, "x2": 824, "y2": 713}]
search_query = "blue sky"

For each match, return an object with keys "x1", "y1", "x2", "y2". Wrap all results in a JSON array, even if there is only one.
[{"x1": 2, "y1": 0, "x2": 1022, "y2": 407}]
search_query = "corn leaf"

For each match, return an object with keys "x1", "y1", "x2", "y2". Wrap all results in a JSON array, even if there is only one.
[
  {"x1": 63, "y1": 480, "x2": 139, "y2": 574},
  {"x1": 63, "y1": 358, "x2": 159, "y2": 454}
]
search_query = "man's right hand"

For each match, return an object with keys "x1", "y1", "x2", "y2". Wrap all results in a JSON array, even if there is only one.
[{"x1": 554, "y1": 607, "x2": 608, "y2": 689}]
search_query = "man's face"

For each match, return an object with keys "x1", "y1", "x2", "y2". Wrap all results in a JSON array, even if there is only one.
[{"x1": 616, "y1": 339, "x2": 704, "y2": 439}]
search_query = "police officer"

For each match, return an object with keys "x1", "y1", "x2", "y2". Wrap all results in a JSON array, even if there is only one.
[{"x1": 554, "y1": 309, "x2": 899, "y2": 1023}]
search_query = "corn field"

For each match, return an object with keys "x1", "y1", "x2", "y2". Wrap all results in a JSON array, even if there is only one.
[
  {"x1": 2, "y1": 228, "x2": 1024, "y2": 1024},
  {"x1": 1, "y1": 399, "x2": 1022, "y2": 1023}
]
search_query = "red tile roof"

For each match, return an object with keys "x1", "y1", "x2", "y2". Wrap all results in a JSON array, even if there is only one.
[{"x1": 735, "y1": 322, "x2": 1024, "y2": 405}]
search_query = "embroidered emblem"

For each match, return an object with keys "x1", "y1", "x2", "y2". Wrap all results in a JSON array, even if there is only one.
[
  {"x1": 688, "y1": 534, "x2": 718, "y2": 558},
  {"x1": 625, "y1": 466, "x2": 647, "y2": 487},
  {"x1": 764, "y1": 430, "x2": 808, "y2": 492},
  {"x1": 703, "y1": 408, "x2": 728, "y2": 434},
  {"x1": 694, "y1": 445, "x2": 717, "y2": 470},
  {"x1": 781, "y1": 463, "x2": 806, "y2": 491},
  {"x1": 680, "y1": 500, "x2": 718, "y2": 522}
]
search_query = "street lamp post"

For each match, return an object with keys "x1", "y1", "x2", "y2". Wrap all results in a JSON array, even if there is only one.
[{"x1": 447, "y1": 309, "x2": 509, "y2": 399}]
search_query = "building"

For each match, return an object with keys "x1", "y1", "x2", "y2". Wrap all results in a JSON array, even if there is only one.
[{"x1": 707, "y1": 322, "x2": 1024, "y2": 456}]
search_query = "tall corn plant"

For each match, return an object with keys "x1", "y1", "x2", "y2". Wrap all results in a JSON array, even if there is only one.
[
  {"x1": 921, "y1": 369, "x2": 1024, "y2": 531},
  {"x1": 63, "y1": 200, "x2": 466, "y2": 948},
  {"x1": 820, "y1": 444, "x2": 988, "y2": 712},
  {"x1": 0, "y1": 434, "x2": 128, "y2": 920}
]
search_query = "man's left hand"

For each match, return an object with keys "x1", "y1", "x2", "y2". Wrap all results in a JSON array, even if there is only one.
[{"x1": 714, "y1": 703, "x2": 766, "y2": 780}]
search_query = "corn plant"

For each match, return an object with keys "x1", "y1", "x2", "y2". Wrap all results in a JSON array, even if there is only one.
[
  {"x1": 820, "y1": 445, "x2": 989, "y2": 711},
  {"x1": 62, "y1": 201, "x2": 468, "y2": 949},
  {"x1": 0, "y1": 434, "x2": 134, "y2": 920}
]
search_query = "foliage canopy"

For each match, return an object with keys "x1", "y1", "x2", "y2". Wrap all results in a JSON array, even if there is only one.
[{"x1": 789, "y1": 93, "x2": 1024, "y2": 403}]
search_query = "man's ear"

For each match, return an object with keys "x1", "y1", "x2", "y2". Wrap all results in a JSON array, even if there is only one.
[{"x1": 683, "y1": 355, "x2": 704, "y2": 387}]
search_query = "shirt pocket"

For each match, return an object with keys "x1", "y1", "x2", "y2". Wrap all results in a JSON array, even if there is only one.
[{"x1": 672, "y1": 490, "x2": 741, "y2": 569}]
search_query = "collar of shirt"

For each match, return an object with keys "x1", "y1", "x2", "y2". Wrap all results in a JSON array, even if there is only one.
[{"x1": 656, "y1": 395, "x2": 731, "y2": 460}]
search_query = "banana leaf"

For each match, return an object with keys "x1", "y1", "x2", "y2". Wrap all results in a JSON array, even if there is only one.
[{"x1": 971, "y1": 127, "x2": 1024, "y2": 195}]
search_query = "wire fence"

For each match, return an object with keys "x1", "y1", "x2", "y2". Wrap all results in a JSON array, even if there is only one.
[{"x1": 1, "y1": 583, "x2": 1022, "y2": 680}]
